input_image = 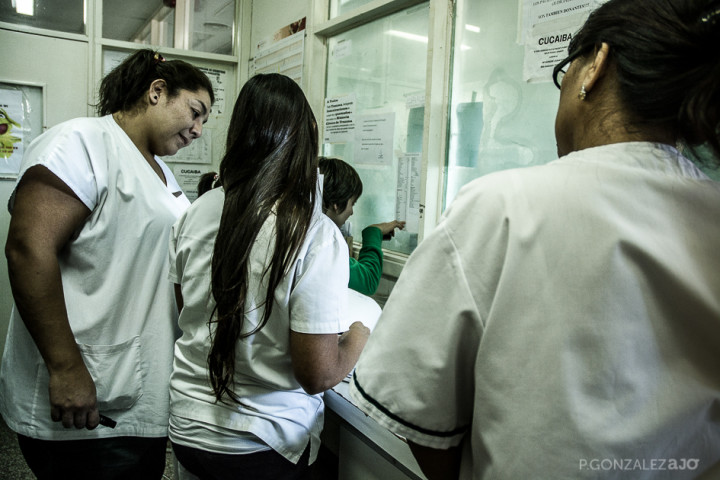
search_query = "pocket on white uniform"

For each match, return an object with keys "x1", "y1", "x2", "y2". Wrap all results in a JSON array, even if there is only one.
[{"x1": 78, "y1": 335, "x2": 144, "y2": 411}]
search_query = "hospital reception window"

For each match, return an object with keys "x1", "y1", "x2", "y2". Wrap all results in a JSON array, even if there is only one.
[
  {"x1": 322, "y1": 2, "x2": 429, "y2": 255},
  {"x1": 0, "y1": 0, "x2": 85, "y2": 34}
]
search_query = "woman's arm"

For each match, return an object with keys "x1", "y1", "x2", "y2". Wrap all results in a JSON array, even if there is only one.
[
  {"x1": 5, "y1": 165, "x2": 98, "y2": 429},
  {"x1": 290, "y1": 321, "x2": 370, "y2": 394}
]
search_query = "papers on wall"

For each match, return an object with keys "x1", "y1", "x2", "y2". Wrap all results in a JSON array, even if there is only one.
[
  {"x1": 521, "y1": 0, "x2": 609, "y2": 82},
  {"x1": 172, "y1": 164, "x2": 212, "y2": 203},
  {"x1": 198, "y1": 67, "x2": 228, "y2": 116},
  {"x1": 324, "y1": 94, "x2": 357, "y2": 143},
  {"x1": 395, "y1": 153, "x2": 421, "y2": 234},
  {"x1": 164, "y1": 128, "x2": 213, "y2": 164},
  {"x1": 251, "y1": 29, "x2": 305, "y2": 86},
  {"x1": 353, "y1": 113, "x2": 395, "y2": 166},
  {"x1": 0, "y1": 88, "x2": 24, "y2": 176}
]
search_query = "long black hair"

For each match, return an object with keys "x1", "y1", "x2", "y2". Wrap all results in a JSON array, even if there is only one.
[
  {"x1": 209, "y1": 74, "x2": 318, "y2": 403},
  {"x1": 569, "y1": 0, "x2": 720, "y2": 163},
  {"x1": 97, "y1": 49, "x2": 214, "y2": 116}
]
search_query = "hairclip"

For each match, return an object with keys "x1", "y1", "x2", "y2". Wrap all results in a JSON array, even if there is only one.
[
  {"x1": 700, "y1": 5, "x2": 720, "y2": 24},
  {"x1": 154, "y1": 53, "x2": 166, "y2": 63}
]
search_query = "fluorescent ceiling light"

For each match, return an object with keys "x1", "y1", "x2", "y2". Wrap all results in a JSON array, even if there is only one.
[
  {"x1": 386, "y1": 30, "x2": 427, "y2": 43},
  {"x1": 14, "y1": 0, "x2": 34, "y2": 16},
  {"x1": 465, "y1": 24, "x2": 481, "y2": 33},
  {"x1": 386, "y1": 30, "x2": 471, "y2": 50}
]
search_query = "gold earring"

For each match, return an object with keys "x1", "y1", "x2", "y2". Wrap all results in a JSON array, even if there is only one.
[{"x1": 578, "y1": 85, "x2": 587, "y2": 101}]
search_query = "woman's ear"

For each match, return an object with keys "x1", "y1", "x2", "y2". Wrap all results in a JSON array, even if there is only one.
[
  {"x1": 148, "y1": 79, "x2": 167, "y2": 105},
  {"x1": 582, "y1": 42, "x2": 610, "y2": 94}
]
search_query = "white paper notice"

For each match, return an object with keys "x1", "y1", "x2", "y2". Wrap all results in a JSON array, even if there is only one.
[
  {"x1": 165, "y1": 128, "x2": 213, "y2": 164},
  {"x1": 324, "y1": 94, "x2": 356, "y2": 143},
  {"x1": 522, "y1": 0, "x2": 599, "y2": 82},
  {"x1": 395, "y1": 153, "x2": 421, "y2": 234},
  {"x1": 198, "y1": 67, "x2": 228, "y2": 116},
  {"x1": 353, "y1": 113, "x2": 395, "y2": 166},
  {"x1": 173, "y1": 164, "x2": 212, "y2": 203}
]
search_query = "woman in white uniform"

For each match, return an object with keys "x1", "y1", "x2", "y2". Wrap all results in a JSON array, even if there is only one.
[
  {"x1": 168, "y1": 73, "x2": 370, "y2": 479},
  {"x1": 1, "y1": 49, "x2": 213, "y2": 479},
  {"x1": 349, "y1": 0, "x2": 720, "y2": 478}
]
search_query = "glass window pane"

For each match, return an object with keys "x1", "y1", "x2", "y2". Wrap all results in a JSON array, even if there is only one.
[
  {"x1": 323, "y1": 3, "x2": 429, "y2": 255},
  {"x1": 103, "y1": 0, "x2": 233, "y2": 55},
  {"x1": 330, "y1": 0, "x2": 376, "y2": 19},
  {"x1": 445, "y1": 0, "x2": 559, "y2": 207},
  {"x1": 190, "y1": 0, "x2": 234, "y2": 54},
  {"x1": 103, "y1": 0, "x2": 174, "y2": 47},
  {"x1": 0, "y1": 0, "x2": 85, "y2": 35}
]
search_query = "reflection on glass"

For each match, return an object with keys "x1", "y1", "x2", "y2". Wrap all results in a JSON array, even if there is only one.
[
  {"x1": 445, "y1": 0, "x2": 559, "y2": 207},
  {"x1": 323, "y1": 3, "x2": 429, "y2": 255},
  {"x1": 103, "y1": 0, "x2": 174, "y2": 47},
  {"x1": 190, "y1": 0, "x2": 234, "y2": 54},
  {"x1": 330, "y1": 0, "x2": 376, "y2": 19},
  {"x1": 0, "y1": 0, "x2": 85, "y2": 34},
  {"x1": 102, "y1": 0, "x2": 233, "y2": 55}
]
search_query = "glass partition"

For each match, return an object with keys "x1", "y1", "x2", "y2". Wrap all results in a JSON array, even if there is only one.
[
  {"x1": 444, "y1": 0, "x2": 560, "y2": 207},
  {"x1": 330, "y1": 0, "x2": 376, "y2": 18},
  {"x1": 0, "y1": 0, "x2": 85, "y2": 34},
  {"x1": 103, "y1": 0, "x2": 234, "y2": 55},
  {"x1": 323, "y1": 3, "x2": 429, "y2": 255}
]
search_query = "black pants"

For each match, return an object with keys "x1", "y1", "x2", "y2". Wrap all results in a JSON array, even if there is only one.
[
  {"x1": 17, "y1": 434, "x2": 167, "y2": 480},
  {"x1": 172, "y1": 441, "x2": 311, "y2": 480}
]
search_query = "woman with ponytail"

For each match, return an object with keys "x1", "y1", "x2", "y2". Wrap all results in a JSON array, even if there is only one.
[
  {"x1": 1, "y1": 49, "x2": 213, "y2": 478},
  {"x1": 348, "y1": 1, "x2": 720, "y2": 478},
  {"x1": 168, "y1": 73, "x2": 370, "y2": 479}
]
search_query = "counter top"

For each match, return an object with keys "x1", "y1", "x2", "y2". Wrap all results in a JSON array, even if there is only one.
[{"x1": 324, "y1": 378, "x2": 426, "y2": 480}]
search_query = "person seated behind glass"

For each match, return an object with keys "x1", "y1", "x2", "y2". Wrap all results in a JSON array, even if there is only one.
[{"x1": 319, "y1": 156, "x2": 405, "y2": 296}]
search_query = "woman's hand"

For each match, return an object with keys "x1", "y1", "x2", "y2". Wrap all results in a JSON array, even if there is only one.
[{"x1": 369, "y1": 220, "x2": 406, "y2": 238}]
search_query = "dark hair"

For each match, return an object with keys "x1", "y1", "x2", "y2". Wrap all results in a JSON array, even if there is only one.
[
  {"x1": 569, "y1": 0, "x2": 720, "y2": 163},
  {"x1": 197, "y1": 171, "x2": 218, "y2": 197},
  {"x1": 97, "y1": 49, "x2": 215, "y2": 116},
  {"x1": 318, "y1": 157, "x2": 363, "y2": 212},
  {"x1": 209, "y1": 74, "x2": 318, "y2": 403}
]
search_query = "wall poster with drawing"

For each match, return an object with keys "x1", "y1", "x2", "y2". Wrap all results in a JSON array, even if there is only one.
[{"x1": 0, "y1": 81, "x2": 45, "y2": 178}]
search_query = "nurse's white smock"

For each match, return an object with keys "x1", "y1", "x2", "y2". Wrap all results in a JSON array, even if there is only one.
[
  {"x1": 350, "y1": 142, "x2": 720, "y2": 479},
  {"x1": 0, "y1": 115, "x2": 189, "y2": 439},
  {"x1": 168, "y1": 187, "x2": 349, "y2": 464}
]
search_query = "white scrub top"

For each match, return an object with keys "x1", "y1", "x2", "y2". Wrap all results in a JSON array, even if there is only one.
[
  {"x1": 0, "y1": 115, "x2": 190, "y2": 439},
  {"x1": 168, "y1": 187, "x2": 350, "y2": 464},
  {"x1": 350, "y1": 142, "x2": 720, "y2": 479}
]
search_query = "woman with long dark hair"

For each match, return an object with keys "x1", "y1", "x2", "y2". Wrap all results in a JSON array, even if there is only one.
[{"x1": 168, "y1": 73, "x2": 370, "y2": 479}]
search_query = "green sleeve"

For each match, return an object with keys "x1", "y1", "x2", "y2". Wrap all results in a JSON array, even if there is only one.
[{"x1": 348, "y1": 226, "x2": 384, "y2": 296}]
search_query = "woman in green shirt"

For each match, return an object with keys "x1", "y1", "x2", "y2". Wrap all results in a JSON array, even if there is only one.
[{"x1": 319, "y1": 157, "x2": 404, "y2": 296}]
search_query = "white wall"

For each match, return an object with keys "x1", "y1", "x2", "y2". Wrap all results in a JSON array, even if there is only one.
[{"x1": 0, "y1": 29, "x2": 90, "y2": 360}]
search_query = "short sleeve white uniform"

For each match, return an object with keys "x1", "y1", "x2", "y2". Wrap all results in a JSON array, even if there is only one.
[
  {"x1": 168, "y1": 187, "x2": 349, "y2": 464},
  {"x1": 0, "y1": 115, "x2": 190, "y2": 439},
  {"x1": 350, "y1": 143, "x2": 720, "y2": 479}
]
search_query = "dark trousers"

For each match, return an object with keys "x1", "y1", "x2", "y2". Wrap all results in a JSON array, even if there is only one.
[
  {"x1": 172, "y1": 441, "x2": 311, "y2": 480},
  {"x1": 17, "y1": 434, "x2": 167, "y2": 480}
]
